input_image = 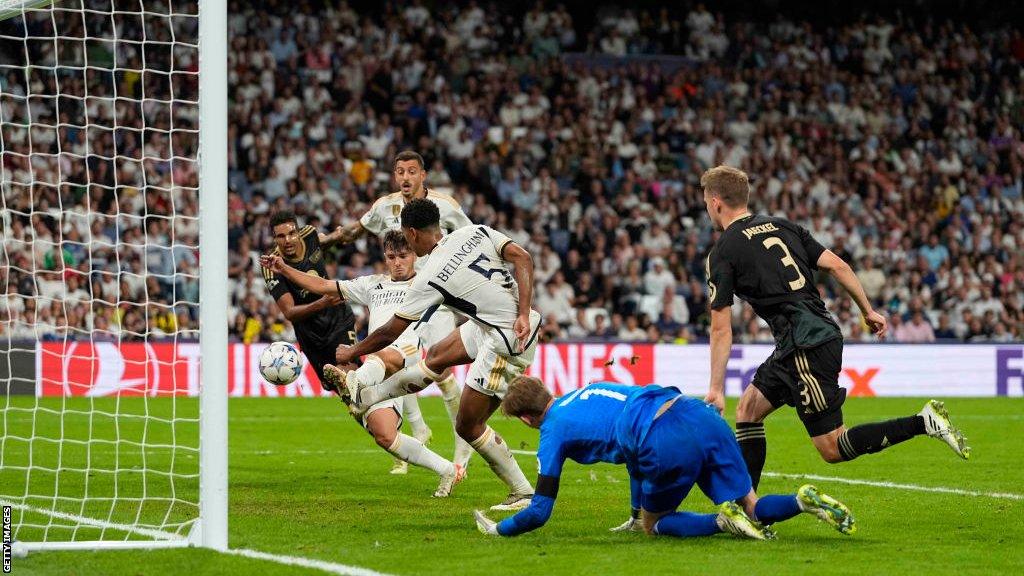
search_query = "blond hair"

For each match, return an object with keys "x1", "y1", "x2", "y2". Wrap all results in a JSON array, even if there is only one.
[
  {"x1": 501, "y1": 376, "x2": 552, "y2": 418},
  {"x1": 701, "y1": 165, "x2": 750, "y2": 208}
]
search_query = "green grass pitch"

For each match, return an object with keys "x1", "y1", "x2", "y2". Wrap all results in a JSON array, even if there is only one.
[{"x1": 4, "y1": 396, "x2": 1024, "y2": 575}]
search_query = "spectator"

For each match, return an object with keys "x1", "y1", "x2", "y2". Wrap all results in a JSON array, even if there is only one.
[
  {"x1": 643, "y1": 258, "x2": 676, "y2": 297},
  {"x1": 617, "y1": 315, "x2": 647, "y2": 341},
  {"x1": 894, "y1": 311, "x2": 936, "y2": 343}
]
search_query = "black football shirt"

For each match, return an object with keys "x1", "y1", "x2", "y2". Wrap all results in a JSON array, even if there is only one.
[
  {"x1": 262, "y1": 225, "x2": 356, "y2": 351},
  {"x1": 707, "y1": 214, "x2": 841, "y2": 355}
]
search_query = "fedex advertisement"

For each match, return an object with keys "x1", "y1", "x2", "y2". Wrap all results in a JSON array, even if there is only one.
[{"x1": 33, "y1": 341, "x2": 1024, "y2": 398}]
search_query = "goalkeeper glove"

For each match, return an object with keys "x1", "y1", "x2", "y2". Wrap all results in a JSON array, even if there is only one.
[
  {"x1": 610, "y1": 507, "x2": 643, "y2": 532},
  {"x1": 474, "y1": 510, "x2": 500, "y2": 536}
]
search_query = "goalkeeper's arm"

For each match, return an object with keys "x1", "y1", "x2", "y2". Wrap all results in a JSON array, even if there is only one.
[{"x1": 495, "y1": 475, "x2": 559, "y2": 536}]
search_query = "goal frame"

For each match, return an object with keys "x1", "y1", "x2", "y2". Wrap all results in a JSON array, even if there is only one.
[{"x1": 11, "y1": 0, "x2": 229, "y2": 553}]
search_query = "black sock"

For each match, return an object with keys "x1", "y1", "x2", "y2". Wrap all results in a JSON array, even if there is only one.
[
  {"x1": 735, "y1": 422, "x2": 766, "y2": 490},
  {"x1": 838, "y1": 416, "x2": 926, "y2": 461}
]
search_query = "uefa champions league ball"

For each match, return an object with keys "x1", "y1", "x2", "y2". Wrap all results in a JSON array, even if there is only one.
[{"x1": 259, "y1": 342, "x2": 304, "y2": 385}]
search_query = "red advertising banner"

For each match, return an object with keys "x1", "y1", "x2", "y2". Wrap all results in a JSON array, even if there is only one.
[
  {"x1": 37, "y1": 341, "x2": 198, "y2": 397},
  {"x1": 34, "y1": 342, "x2": 1024, "y2": 398}
]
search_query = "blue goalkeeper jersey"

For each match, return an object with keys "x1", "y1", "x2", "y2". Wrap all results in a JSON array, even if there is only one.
[{"x1": 497, "y1": 382, "x2": 681, "y2": 536}]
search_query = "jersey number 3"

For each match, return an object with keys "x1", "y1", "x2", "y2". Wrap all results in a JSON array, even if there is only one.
[{"x1": 762, "y1": 237, "x2": 806, "y2": 291}]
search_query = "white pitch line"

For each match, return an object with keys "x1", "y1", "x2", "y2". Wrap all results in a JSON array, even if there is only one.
[
  {"x1": 762, "y1": 472, "x2": 1024, "y2": 501},
  {"x1": 509, "y1": 450, "x2": 1024, "y2": 501},
  {"x1": 224, "y1": 548, "x2": 394, "y2": 576},
  {"x1": 3, "y1": 500, "x2": 395, "y2": 576},
  {"x1": 0, "y1": 498, "x2": 188, "y2": 541}
]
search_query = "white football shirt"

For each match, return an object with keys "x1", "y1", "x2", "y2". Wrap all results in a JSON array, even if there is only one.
[
  {"x1": 360, "y1": 189, "x2": 472, "y2": 238},
  {"x1": 336, "y1": 274, "x2": 413, "y2": 332},
  {"x1": 395, "y1": 225, "x2": 522, "y2": 335}
]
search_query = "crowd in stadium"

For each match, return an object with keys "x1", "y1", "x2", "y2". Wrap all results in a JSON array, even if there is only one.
[
  {"x1": 1, "y1": 3, "x2": 200, "y2": 342},
  {"x1": 2, "y1": 1, "x2": 1022, "y2": 345}
]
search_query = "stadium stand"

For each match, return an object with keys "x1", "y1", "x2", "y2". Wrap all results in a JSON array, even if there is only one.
[{"x1": 2, "y1": 0, "x2": 1022, "y2": 344}]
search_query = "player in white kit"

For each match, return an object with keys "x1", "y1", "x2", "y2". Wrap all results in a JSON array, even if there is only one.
[
  {"x1": 334, "y1": 199, "x2": 541, "y2": 511},
  {"x1": 260, "y1": 231, "x2": 465, "y2": 497},
  {"x1": 333, "y1": 150, "x2": 473, "y2": 473}
]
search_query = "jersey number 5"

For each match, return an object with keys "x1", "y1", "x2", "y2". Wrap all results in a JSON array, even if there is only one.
[
  {"x1": 469, "y1": 254, "x2": 512, "y2": 286},
  {"x1": 762, "y1": 237, "x2": 806, "y2": 291}
]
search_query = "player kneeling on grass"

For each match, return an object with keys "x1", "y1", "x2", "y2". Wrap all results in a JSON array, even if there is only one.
[
  {"x1": 261, "y1": 231, "x2": 464, "y2": 497},
  {"x1": 474, "y1": 377, "x2": 855, "y2": 540}
]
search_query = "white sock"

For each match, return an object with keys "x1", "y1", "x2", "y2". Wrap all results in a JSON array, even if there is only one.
[
  {"x1": 355, "y1": 356, "x2": 387, "y2": 388},
  {"x1": 402, "y1": 394, "x2": 430, "y2": 439},
  {"x1": 437, "y1": 377, "x2": 473, "y2": 467},
  {"x1": 470, "y1": 427, "x2": 533, "y2": 495},
  {"x1": 360, "y1": 359, "x2": 442, "y2": 406},
  {"x1": 387, "y1": 434, "x2": 454, "y2": 476}
]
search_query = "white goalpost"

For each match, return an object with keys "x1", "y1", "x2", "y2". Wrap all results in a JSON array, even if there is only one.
[{"x1": 0, "y1": 0, "x2": 226, "y2": 552}]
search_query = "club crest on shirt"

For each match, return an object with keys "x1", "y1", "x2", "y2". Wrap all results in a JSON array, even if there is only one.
[{"x1": 310, "y1": 248, "x2": 322, "y2": 264}]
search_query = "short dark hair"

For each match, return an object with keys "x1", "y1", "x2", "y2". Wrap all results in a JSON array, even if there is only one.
[
  {"x1": 502, "y1": 376, "x2": 553, "y2": 418},
  {"x1": 382, "y1": 229, "x2": 410, "y2": 253},
  {"x1": 394, "y1": 150, "x2": 425, "y2": 169},
  {"x1": 269, "y1": 211, "x2": 297, "y2": 231},
  {"x1": 401, "y1": 198, "x2": 440, "y2": 230}
]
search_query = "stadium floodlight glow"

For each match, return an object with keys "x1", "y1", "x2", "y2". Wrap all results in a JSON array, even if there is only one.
[{"x1": 0, "y1": 0, "x2": 227, "y2": 552}]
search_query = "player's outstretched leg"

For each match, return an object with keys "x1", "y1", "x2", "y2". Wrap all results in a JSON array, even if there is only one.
[
  {"x1": 467, "y1": 426, "x2": 533, "y2": 511},
  {"x1": 651, "y1": 503, "x2": 769, "y2": 540},
  {"x1": 918, "y1": 400, "x2": 970, "y2": 459},
  {"x1": 829, "y1": 400, "x2": 970, "y2": 462},
  {"x1": 456, "y1": 388, "x2": 533, "y2": 511},
  {"x1": 384, "y1": 433, "x2": 464, "y2": 497},
  {"x1": 437, "y1": 376, "x2": 473, "y2": 468},
  {"x1": 322, "y1": 364, "x2": 360, "y2": 410},
  {"x1": 352, "y1": 359, "x2": 441, "y2": 413},
  {"x1": 739, "y1": 486, "x2": 854, "y2": 536},
  {"x1": 392, "y1": 395, "x2": 432, "y2": 476},
  {"x1": 795, "y1": 484, "x2": 855, "y2": 534},
  {"x1": 402, "y1": 395, "x2": 433, "y2": 445},
  {"x1": 366, "y1": 406, "x2": 464, "y2": 497},
  {"x1": 433, "y1": 462, "x2": 466, "y2": 498}
]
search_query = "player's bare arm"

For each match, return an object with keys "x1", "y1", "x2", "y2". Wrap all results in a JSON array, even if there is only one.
[
  {"x1": 260, "y1": 254, "x2": 343, "y2": 322},
  {"x1": 333, "y1": 220, "x2": 368, "y2": 244},
  {"x1": 501, "y1": 241, "x2": 535, "y2": 350},
  {"x1": 705, "y1": 306, "x2": 732, "y2": 413},
  {"x1": 260, "y1": 255, "x2": 339, "y2": 297},
  {"x1": 272, "y1": 291, "x2": 342, "y2": 323},
  {"x1": 318, "y1": 225, "x2": 348, "y2": 247},
  {"x1": 335, "y1": 315, "x2": 412, "y2": 365},
  {"x1": 816, "y1": 250, "x2": 887, "y2": 338}
]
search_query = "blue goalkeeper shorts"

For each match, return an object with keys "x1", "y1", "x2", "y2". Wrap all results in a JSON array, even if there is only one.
[{"x1": 634, "y1": 399, "x2": 752, "y2": 513}]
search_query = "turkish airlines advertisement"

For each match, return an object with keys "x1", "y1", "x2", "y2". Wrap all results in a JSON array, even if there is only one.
[{"x1": 34, "y1": 342, "x2": 1024, "y2": 398}]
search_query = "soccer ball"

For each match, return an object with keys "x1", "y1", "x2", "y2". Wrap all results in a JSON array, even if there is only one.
[{"x1": 259, "y1": 342, "x2": 304, "y2": 385}]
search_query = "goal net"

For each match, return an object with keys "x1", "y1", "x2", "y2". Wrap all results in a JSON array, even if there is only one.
[{"x1": 0, "y1": 0, "x2": 226, "y2": 551}]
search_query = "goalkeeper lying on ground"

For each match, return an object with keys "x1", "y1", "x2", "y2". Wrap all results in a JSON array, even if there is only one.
[{"x1": 475, "y1": 377, "x2": 856, "y2": 540}]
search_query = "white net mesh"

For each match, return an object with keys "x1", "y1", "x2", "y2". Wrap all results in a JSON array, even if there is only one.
[{"x1": 0, "y1": 0, "x2": 201, "y2": 543}]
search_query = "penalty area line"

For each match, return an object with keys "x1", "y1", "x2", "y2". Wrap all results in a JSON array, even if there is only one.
[{"x1": 510, "y1": 450, "x2": 1024, "y2": 501}]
